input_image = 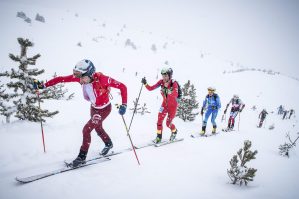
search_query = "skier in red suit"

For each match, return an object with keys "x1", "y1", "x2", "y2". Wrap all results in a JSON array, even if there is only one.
[
  {"x1": 141, "y1": 68, "x2": 179, "y2": 143},
  {"x1": 34, "y1": 59, "x2": 127, "y2": 167}
]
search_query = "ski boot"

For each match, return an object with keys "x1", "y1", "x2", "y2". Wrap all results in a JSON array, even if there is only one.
[
  {"x1": 200, "y1": 126, "x2": 206, "y2": 136},
  {"x1": 101, "y1": 140, "x2": 113, "y2": 156},
  {"x1": 212, "y1": 126, "x2": 217, "y2": 134},
  {"x1": 153, "y1": 133, "x2": 162, "y2": 144},
  {"x1": 169, "y1": 129, "x2": 177, "y2": 141},
  {"x1": 72, "y1": 150, "x2": 87, "y2": 167}
]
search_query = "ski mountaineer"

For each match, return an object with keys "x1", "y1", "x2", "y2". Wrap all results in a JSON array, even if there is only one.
[
  {"x1": 223, "y1": 94, "x2": 245, "y2": 131},
  {"x1": 277, "y1": 105, "x2": 284, "y2": 115},
  {"x1": 282, "y1": 110, "x2": 289, "y2": 120},
  {"x1": 141, "y1": 67, "x2": 178, "y2": 144},
  {"x1": 34, "y1": 59, "x2": 127, "y2": 167},
  {"x1": 258, "y1": 109, "x2": 268, "y2": 128},
  {"x1": 289, "y1": 109, "x2": 295, "y2": 119},
  {"x1": 200, "y1": 87, "x2": 221, "y2": 135}
]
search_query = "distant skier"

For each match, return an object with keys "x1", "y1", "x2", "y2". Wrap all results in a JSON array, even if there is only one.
[
  {"x1": 277, "y1": 105, "x2": 283, "y2": 115},
  {"x1": 282, "y1": 110, "x2": 289, "y2": 120},
  {"x1": 200, "y1": 87, "x2": 221, "y2": 135},
  {"x1": 223, "y1": 94, "x2": 245, "y2": 131},
  {"x1": 34, "y1": 59, "x2": 127, "y2": 167},
  {"x1": 258, "y1": 109, "x2": 268, "y2": 128},
  {"x1": 289, "y1": 109, "x2": 295, "y2": 119},
  {"x1": 141, "y1": 67, "x2": 179, "y2": 144}
]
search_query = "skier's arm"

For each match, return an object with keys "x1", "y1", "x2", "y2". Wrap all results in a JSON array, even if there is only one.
[
  {"x1": 224, "y1": 99, "x2": 232, "y2": 113},
  {"x1": 106, "y1": 76, "x2": 127, "y2": 105},
  {"x1": 216, "y1": 95, "x2": 221, "y2": 109},
  {"x1": 44, "y1": 75, "x2": 80, "y2": 87},
  {"x1": 145, "y1": 80, "x2": 163, "y2": 91}
]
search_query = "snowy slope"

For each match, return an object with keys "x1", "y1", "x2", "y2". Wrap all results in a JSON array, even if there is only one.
[{"x1": 1, "y1": 1, "x2": 299, "y2": 199}]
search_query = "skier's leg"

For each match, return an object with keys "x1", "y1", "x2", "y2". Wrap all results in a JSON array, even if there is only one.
[
  {"x1": 166, "y1": 106, "x2": 177, "y2": 131},
  {"x1": 94, "y1": 104, "x2": 112, "y2": 143},
  {"x1": 166, "y1": 106, "x2": 178, "y2": 140},
  {"x1": 231, "y1": 111, "x2": 238, "y2": 129},
  {"x1": 211, "y1": 110, "x2": 218, "y2": 133},
  {"x1": 201, "y1": 109, "x2": 212, "y2": 134},
  {"x1": 156, "y1": 105, "x2": 167, "y2": 142}
]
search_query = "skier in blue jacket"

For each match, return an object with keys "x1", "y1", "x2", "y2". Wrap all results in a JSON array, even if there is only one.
[{"x1": 200, "y1": 87, "x2": 221, "y2": 135}]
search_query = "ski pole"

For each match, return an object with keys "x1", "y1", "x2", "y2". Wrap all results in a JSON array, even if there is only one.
[
  {"x1": 128, "y1": 83, "x2": 143, "y2": 132},
  {"x1": 238, "y1": 113, "x2": 241, "y2": 131},
  {"x1": 34, "y1": 81, "x2": 46, "y2": 153},
  {"x1": 116, "y1": 104, "x2": 141, "y2": 165}
]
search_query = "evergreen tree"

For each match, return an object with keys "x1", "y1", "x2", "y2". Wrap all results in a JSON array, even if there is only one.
[
  {"x1": 0, "y1": 38, "x2": 59, "y2": 123},
  {"x1": 45, "y1": 72, "x2": 74, "y2": 100},
  {"x1": 176, "y1": 80, "x2": 199, "y2": 121},
  {"x1": 227, "y1": 140, "x2": 258, "y2": 186},
  {"x1": 0, "y1": 81, "x2": 16, "y2": 123}
]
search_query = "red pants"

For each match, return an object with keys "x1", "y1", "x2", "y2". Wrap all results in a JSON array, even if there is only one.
[
  {"x1": 157, "y1": 105, "x2": 177, "y2": 133},
  {"x1": 80, "y1": 104, "x2": 112, "y2": 152}
]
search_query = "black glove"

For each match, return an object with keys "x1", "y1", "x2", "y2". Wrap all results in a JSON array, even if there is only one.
[
  {"x1": 118, "y1": 104, "x2": 127, "y2": 115},
  {"x1": 141, "y1": 77, "x2": 147, "y2": 85},
  {"x1": 33, "y1": 80, "x2": 45, "y2": 89},
  {"x1": 200, "y1": 107, "x2": 204, "y2": 116},
  {"x1": 224, "y1": 109, "x2": 227, "y2": 114}
]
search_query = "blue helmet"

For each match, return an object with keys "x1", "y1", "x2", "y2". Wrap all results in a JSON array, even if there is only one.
[{"x1": 73, "y1": 59, "x2": 96, "y2": 77}]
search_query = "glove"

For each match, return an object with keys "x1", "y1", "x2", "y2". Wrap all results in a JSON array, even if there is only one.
[
  {"x1": 200, "y1": 107, "x2": 204, "y2": 116},
  {"x1": 141, "y1": 77, "x2": 147, "y2": 85},
  {"x1": 224, "y1": 109, "x2": 227, "y2": 114},
  {"x1": 211, "y1": 106, "x2": 217, "y2": 110},
  {"x1": 118, "y1": 104, "x2": 127, "y2": 115},
  {"x1": 33, "y1": 80, "x2": 45, "y2": 89}
]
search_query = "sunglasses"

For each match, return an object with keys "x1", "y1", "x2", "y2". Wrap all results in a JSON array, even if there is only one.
[{"x1": 73, "y1": 70, "x2": 85, "y2": 78}]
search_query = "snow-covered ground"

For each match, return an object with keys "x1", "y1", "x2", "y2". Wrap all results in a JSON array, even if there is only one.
[{"x1": 0, "y1": 1, "x2": 299, "y2": 199}]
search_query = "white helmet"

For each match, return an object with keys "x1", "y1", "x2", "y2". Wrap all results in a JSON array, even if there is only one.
[
  {"x1": 73, "y1": 59, "x2": 96, "y2": 77},
  {"x1": 161, "y1": 67, "x2": 173, "y2": 78}
]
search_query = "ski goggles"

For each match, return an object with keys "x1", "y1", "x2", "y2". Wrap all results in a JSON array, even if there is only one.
[{"x1": 73, "y1": 70, "x2": 88, "y2": 78}]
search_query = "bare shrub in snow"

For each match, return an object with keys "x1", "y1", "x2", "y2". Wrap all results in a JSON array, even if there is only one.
[{"x1": 279, "y1": 132, "x2": 299, "y2": 157}]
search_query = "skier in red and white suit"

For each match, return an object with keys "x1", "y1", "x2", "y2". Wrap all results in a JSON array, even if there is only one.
[
  {"x1": 141, "y1": 68, "x2": 178, "y2": 143},
  {"x1": 35, "y1": 59, "x2": 127, "y2": 167}
]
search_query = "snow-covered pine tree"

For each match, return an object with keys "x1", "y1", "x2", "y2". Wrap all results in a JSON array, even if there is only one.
[
  {"x1": 176, "y1": 80, "x2": 199, "y2": 121},
  {"x1": 0, "y1": 81, "x2": 16, "y2": 123},
  {"x1": 44, "y1": 72, "x2": 74, "y2": 100},
  {"x1": 227, "y1": 140, "x2": 258, "y2": 186},
  {"x1": 0, "y1": 38, "x2": 59, "y2": 123}
]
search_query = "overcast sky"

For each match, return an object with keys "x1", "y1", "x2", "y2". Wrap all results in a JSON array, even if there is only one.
[{"x1": 1, "y1": 0, "x2": 299, "y2": 76}]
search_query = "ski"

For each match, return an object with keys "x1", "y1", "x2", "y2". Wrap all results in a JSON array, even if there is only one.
[
  {"x1": 154, "y1": 138, "x2": 184, "y2": 147},
  {"x1": 134, "y1": 142, "x2": 159, "y2": 149},
  {"x1": 15, "y1": 157, "x2": 111, "y2": 184},
  {"x1": 222, "y1": 128, "x2": 235, "y2": 132},
  {"x1": 191, "y1": 132, "x2": 219, "y2": 138},
  {"x1": 15, "y1": 147, "x2": 135, "y2": 184}
]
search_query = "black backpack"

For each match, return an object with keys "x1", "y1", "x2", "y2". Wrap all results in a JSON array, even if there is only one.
[
  {"x1": 171, "y1": 80, "x2": 182, "y2": 99},
  {"x1": 206, "y1": 93, "x2": 218, "y2": 101}
]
